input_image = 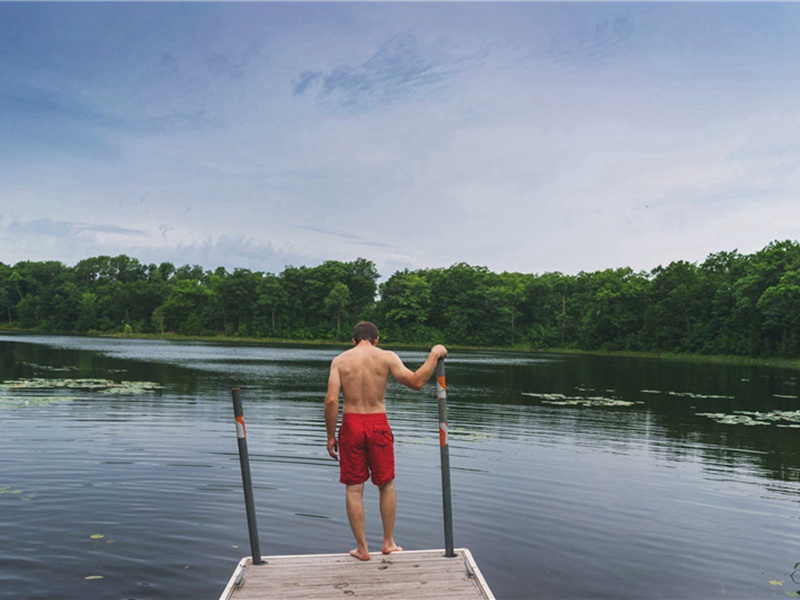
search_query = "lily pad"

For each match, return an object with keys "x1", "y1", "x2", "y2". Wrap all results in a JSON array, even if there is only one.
[
  {"x1": 20, "y1": 362, "x2": 79, "y2": 373},
  {"x1": 697, "y1": 410, "x2": 800, "y2": 427},
  {"x1": 543, "y1": 398, "x2": 636, "y2": 407},
  {"x1": 668, "y1": 391, "x2": 735, "y2": 400},
  {"x1": 0, "y1": 378, "x2": 164, "y2": 395},
  {"x1": 522, "y1": 392, "x2": 567, "y2": 401},
  {"x1": 449, "y1": 427, "x2": 490, "y2": 442},
  {"x1": 523, "y1": 392, "x2": 638, "y2": 408},
  {"x1": 0, "y1": 394, "x2": 82, "y2": 408},
  {"x1": 0, "y1": 486, "x2": 34, "y2": 500}
]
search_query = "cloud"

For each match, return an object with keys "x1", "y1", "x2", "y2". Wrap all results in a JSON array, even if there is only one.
[
  {"x1": 165, "y1": 234, "x2": 311, "y2": 274},
  {"x1": 7, "y1": 218, "x2": 147, "y2": 239},
  {"x1": 541, "y1": 7, "x2": 638, "y2": 71},
  {"x1": 204, "y1": 43, "x2": 261, "y2": 80},
  {"x1": 294, "y1": 32, "x2": 453, "y2": 111},
  {"x1": 0, "y1": 87, "x2": 222, "y2": 167},
  {"x1": 0, "y1": 76, "x2": 223, "y2": 146},
  {"x1": 2, "y1": 87, "x2": 100, "y2": 125},
  {"x1": 297, "y1": 225, "x2": 398, "y2": 252}
]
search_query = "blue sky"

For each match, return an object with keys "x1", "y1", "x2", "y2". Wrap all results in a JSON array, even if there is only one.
[{"x1": 1, "y1": 2, "x2": 799, "y2": 279}]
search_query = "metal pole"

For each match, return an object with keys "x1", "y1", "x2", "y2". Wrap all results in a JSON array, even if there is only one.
[
  {"x1": 231, "y1": 388, "x2": 265, "y2": 565},
  {"x1": 436, "y1": 359, "x2": 455, "y2": 557}
]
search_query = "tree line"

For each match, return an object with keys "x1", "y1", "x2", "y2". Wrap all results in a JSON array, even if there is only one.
[{"x1": 1, "y1": 240, "x2": 799, "y2": 358}]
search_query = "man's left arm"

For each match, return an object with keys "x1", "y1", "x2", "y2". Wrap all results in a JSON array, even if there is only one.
[
  {"x1": 324, "y1": 361, "x2": 341, "y2": 460},
  {"x1": 389, "y1": 344, "x2": 447, "y2": 391}
]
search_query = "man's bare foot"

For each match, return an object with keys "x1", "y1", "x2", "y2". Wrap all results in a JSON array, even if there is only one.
[
  {"x1": 349, "y1": 548, "x2": 370, "y2": 561},
  {"x1": 381, "y1": 542, "x2": 403, "y2": 555}
]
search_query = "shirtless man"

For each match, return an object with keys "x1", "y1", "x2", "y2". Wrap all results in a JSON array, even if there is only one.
[{"x1": 324, "y1": 321, "x2": 447, "y2": 561}]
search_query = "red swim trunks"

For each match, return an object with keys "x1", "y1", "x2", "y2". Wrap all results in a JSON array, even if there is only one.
[{"x1": 338, "y1": 412, "x2": 395, "y2": 486}]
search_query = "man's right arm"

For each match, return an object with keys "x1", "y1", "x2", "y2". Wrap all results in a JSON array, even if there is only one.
[
  {"x1": 389, "y1": 344, "x2": 448, "y2": 391},
  {"x1": 324, "y1": 361, "x2": 341, "y2": 459}
]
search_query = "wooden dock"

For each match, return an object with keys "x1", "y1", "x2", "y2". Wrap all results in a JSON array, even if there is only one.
[{"x1": 219, "y1": 548, "x2": 495, "y2": 599}]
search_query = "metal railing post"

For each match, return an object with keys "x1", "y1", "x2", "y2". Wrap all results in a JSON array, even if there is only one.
[
  {"x1": 436, "y1": 359, "x2": 455, "y2": 557},
  {"x1": 231, "y1": 388, "x2": 265, "y2": 565}
]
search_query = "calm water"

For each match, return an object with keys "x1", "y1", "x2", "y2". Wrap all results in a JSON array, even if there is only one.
[{"x1": 1, "y1": 333, "x2": 799, "y2": 599}]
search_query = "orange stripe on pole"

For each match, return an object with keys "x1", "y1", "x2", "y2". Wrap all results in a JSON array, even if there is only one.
[
  {"x1": 437, "y1": 375, "x2": 446, "y2": 397},
  {"x1": 437, "y1": 368, "x2": 448, "y2": 446},
  {"x1": 235, "y1": 415, "x2": 247, "y2": 439}
]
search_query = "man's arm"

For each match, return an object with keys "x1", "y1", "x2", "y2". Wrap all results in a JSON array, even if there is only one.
[
  {"x1": 389, "y1": 344, "x2": 448, "y2": 391},
  {"x1": 324, "y1": 361, "x2": 341, "y2": 460}
]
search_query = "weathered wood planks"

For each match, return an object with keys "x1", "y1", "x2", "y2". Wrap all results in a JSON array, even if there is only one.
[{"x1": 220, "y1": 548, "x2": 495, "y2": 600}]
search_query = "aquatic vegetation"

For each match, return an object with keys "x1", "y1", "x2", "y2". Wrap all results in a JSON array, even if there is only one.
[
  {"x1": 0, "y1": 378, "x2": 164, "y2": 409},
  {"x1": 522, "y1": 392, "x2": 568, "y2": 401},
  {"x1": 0, "y1": 378, "x2": 163, "y2": 394},
  {"x1": 542, "y1": 398, "x2": 637, "y2": 407},
  {"x1": 522, "y1": 392, "x2": 639, "y2": 408},
  {"x1": 20, "y1": 361, "x2": 78, "y2": 372},
  {"x1": 0, "y1": 486, "x2": 35, "y2": 501},
  {"x1": 639, "y1": 389, "x2": 735, "y2": 399},
  {"x1": 696, "y1": 410, "x2": 800, "y2": 428},
  {"x1": 0, "y1": 394, "x2": 79, "y2": 408},
  {"x1": 448, "y1": 427, "x2": 490, "y2": 442},
  {"x1": 89, "y1": 533, "x2": 116, "y2": 550},
  {"x1": 667, "y1": 391, "x2": 735, "y2": 400}
]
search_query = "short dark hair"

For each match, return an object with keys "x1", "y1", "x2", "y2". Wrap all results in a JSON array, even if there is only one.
[{"x1": 352, "y1": 321, "x2": 379, "y2": 343}]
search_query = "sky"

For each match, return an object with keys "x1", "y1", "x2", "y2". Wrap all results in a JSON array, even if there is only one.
[{"x1": 1, "y1": 1, "x2": 799, "y2": 280}]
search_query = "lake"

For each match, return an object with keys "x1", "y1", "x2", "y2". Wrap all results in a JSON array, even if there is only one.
[{"x1": 0, "y1": 333, "x2": 799, "y2": 599}]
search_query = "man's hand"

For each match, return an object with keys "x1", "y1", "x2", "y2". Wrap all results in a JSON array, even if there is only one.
[
  {"x1": 327, "y1": 436, "x2": 339, "y2": 460},
  {"x1": 431, "y1": 344, "x2": 448, "y2": 360}
]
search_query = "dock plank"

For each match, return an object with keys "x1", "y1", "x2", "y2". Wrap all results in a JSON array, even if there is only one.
[{"x1": 220, "y1": 548, "x2": 494, "y2": 600}]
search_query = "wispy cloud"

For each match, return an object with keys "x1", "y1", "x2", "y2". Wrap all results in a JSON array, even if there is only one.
[
  {"x1": 1, "y1": 84, "x2": 222, "y2": 136},
  {"x1": 298, "y1": 225, "x2": 398, "y2": 252},
  {"x1": 543, "y1": 9, "x2": 638, "y2": 71},
  {"x1": 169, "y1": 234, "x2": 309, "y2": 274},
  {"x1": 204, "y1": 43, "x2": 262, "y2": 80},
  {"x1": 294, "y1": 32, "x2": 454, "y2": 111},
  {"x1": 7, "y1": 218, "x2": 147, "y2": 239}
]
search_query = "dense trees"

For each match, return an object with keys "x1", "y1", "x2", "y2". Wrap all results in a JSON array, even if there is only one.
[{"x1": 1, "y1": 241, "x2": 800, "y2": 358}]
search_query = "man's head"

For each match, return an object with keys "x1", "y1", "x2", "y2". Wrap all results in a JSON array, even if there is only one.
[{"x1": 352, "y1": 321, "x2": 379, "y2": 344}]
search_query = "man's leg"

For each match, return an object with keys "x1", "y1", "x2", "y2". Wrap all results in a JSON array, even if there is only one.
[
  {"x1": 378, "y1": 481, "x2": 402, "y2": 554},
  {"x1": 345, "y1": 483, "x2": 370, "y2": 560}
]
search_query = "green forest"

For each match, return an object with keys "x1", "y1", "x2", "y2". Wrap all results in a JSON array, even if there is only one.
[{"x1": 1, "y1": 239, "x2": 800, "y2": 358}]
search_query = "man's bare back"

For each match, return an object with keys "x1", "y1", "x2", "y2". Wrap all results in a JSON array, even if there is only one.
[{"x1": 327, "y1": 342, "x2": 443, "y2": 415}]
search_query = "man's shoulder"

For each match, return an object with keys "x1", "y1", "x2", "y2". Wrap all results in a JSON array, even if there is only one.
[
  {"x1": 377, "y1": 347, "x2": 403, "y2": 364},
  {"x1": 332, "y1": 345, "x2": 370, "y2": 364},
  {"x1": 332, "y1": 348, "x2": 353, "y2": 361},
  {"x1": 333, "y1": 345, "x2": 398, "y2": 364}
]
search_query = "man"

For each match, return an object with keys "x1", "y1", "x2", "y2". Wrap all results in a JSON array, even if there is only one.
[{"x1": 325, "y1": 321, "x2": 447, "y2": 561}]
